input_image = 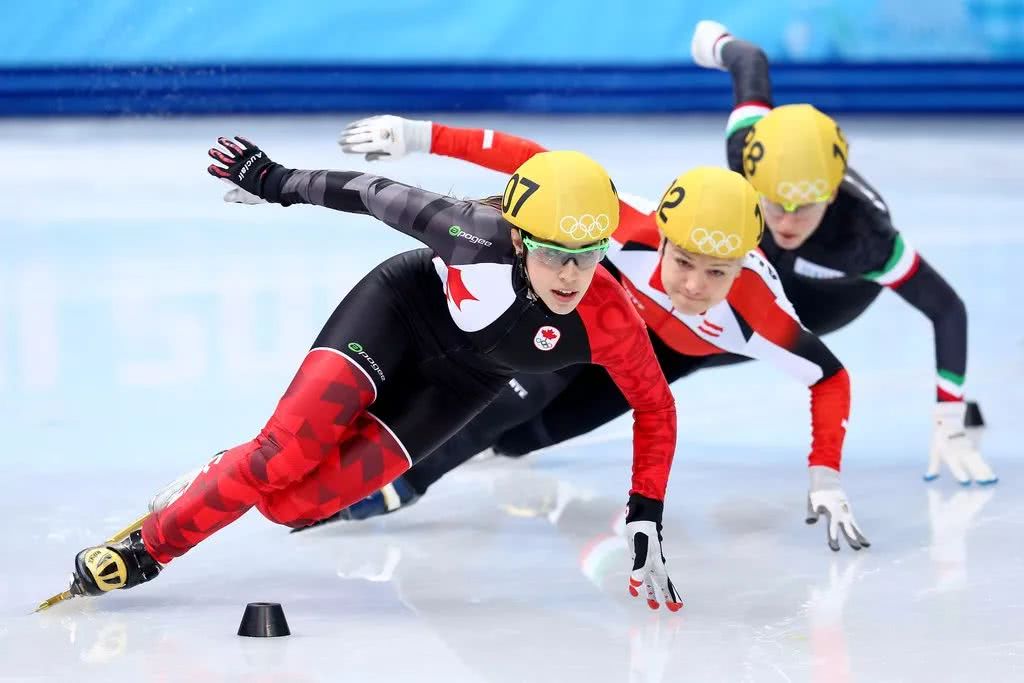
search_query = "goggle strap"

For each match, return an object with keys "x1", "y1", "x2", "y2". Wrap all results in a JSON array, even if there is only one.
[
  {"x1": 762, "y1": 195, "x2": 831, "y2": 214},
  {"x1": 522, "y1": 235, "x2": 610, "y2": 255}
]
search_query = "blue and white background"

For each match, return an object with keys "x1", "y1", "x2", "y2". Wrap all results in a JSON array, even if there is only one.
[
  {"x1": 2, "y1": 0, "x2": 1023, "y2": 114},
  {"x1": 5, "y1": 1, "x2": 1024, "y2": 63}
]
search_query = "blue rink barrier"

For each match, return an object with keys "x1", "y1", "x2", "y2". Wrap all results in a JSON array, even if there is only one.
[{"x1": 2, "y1": 62, "x2": 1024, "y2": 116}]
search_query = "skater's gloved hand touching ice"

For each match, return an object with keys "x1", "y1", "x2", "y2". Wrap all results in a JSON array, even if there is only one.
[
  {"x1": 926, "y1": 402, "x2": 997, "y2": 485},
  {"x1": 625, "y1": 494, "x2": 683, "y2": 611},
  {"x1": 338, "y1": 115, "x2": 432, "y2": 161},
  {"x1": 207, "y1": 136, "x2": 285, "y2": 202},
  {"x1": 806, "y1": 466, "x2": 870, "y2": 551}
]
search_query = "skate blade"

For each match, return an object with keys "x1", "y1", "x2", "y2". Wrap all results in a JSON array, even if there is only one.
[
  {"x1": 35, "y1": 590, "x2": 75, "y2": 613},
  {"x1": 34, "y1": 511, "x2": 150, "y2": 614}
]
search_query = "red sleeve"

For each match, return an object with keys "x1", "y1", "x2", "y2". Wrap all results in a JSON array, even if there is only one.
[
  {"x1": 576, "y1": 269, "x2": 677, "y2": 501},
  {"x1": 430, "y1": 123, "x2": 549, "y2": 174},
  {"x1": 730, "y1": 269, "x2": 850, "y2": 471},
  {"x1": 729, "y1": 270, "x2": 803, "y2": 349},
  {"x1": 808, "y1": 368, "x2": 850, "y2": 471}
]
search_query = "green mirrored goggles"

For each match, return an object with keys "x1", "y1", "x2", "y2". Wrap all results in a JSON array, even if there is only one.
[
  {"x1": 521, "y1": 234, "x2": 610, "y2": 268},
  {"x1": 761, "y1": 195, "x2": 831, "y2": 215}
]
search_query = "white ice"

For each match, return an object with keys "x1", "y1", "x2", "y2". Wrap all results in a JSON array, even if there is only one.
[{"x1": 1, "y1": 114, "x2": 1022, "y2": 682}]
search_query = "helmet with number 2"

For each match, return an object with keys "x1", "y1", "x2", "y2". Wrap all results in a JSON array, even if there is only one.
[
  {"x1": 501, "y1": 151, "x2": 620, "y2": 245},
  {"x1": 655, "y1": 166, "x2": 763, "y2": 259},
  {"x1": 741, "y1": 104, "x2": 848, "y2": 206}
]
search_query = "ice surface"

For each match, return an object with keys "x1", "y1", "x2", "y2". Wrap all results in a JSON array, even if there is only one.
[{"x1": 1, "y1": 114, "x2": 1022, "y2": 682}]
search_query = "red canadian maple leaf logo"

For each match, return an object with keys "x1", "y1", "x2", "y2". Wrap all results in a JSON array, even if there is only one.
[
  {"x1": 444, "y1": 265, "x2": 479, "y2": 311},
  {"x1": 533, "y1": 325, "x2": 561, "y2": 351}
]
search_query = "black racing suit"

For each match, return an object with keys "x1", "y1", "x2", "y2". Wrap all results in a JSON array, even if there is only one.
[
  {"x1": 721, "y1": 39, "x2": 968, "y2": 401},
  {"x1": 272, "y1": 168, "x2": 678, "y2": 501}
]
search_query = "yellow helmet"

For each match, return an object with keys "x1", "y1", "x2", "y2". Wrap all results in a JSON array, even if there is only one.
[
  {"x1": 502, "y1": 150, "x2": 619, "y2": 244},
  {"x1": 655, "y1": 166, "x2": 764, "y2": 259},
  {"x1": 741, "y1": 104, "x2": 848, "y2": 206}
]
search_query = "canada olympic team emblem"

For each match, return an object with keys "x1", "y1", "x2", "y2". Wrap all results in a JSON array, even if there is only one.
[{"x1": 534, "y1": 325, "x2": 561, "y2": 351}]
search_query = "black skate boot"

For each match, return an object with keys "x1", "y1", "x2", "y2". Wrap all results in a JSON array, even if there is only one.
[{"x1": 70, "y1": 529, "x2": 162, "y2": 597}]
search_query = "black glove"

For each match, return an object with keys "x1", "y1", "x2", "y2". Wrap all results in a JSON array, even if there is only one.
[
  {"x1": 625, "y1": 494, "x2": 683, "y2": 611},
  {"x1": 207, "y1": 136, "x2": 286, "y2": 202}
]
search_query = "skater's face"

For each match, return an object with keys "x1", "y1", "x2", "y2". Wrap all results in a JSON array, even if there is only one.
[
  {"x1": 512, "y1": 229, "x2": 603, "y2": 315},
  {"x1": 659, "y1": 240, "x2": 743, "y2": 315},
  {"x1": 760, "y1": 194, "x2": 834, "y2": 250}
]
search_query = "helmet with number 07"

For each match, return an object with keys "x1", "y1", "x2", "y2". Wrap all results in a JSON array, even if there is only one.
[
  {"x1": 741, "y1": 104, "x2": 848, "y2": 206},
  {"x1": 501, "y1": 151, "x2": 620, "y2": 245},
  {"x1": 655, "y1": 166, "x2": 764, "y2": 259}
]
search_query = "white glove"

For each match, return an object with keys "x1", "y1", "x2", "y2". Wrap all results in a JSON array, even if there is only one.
[
  {"x1": 690, "y1": 20, "x2": 734, "y2": 70},
  {"x1": 625, "y1": 495, "x2": 683, "y2": 611},
  {"x1": 221, "y1": 179, "x2": 267, "y2": 205},
  {"x1": 337, "y1": 115, "x2": 432, "y2": 161},
  {"x1": 926, "y1": 402, "x2": 997, "y2": 485},
  {"x1": 806, "y1": 466, "x2": 870, "y2": 551}
]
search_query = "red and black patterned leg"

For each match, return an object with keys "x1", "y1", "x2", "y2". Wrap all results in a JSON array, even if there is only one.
[
  {"x1": 257, "y1": 412, "x2": 412, "y2": 528},
  {"x1": 142, "y1": 349, "x2": 377, "y2": 564}
]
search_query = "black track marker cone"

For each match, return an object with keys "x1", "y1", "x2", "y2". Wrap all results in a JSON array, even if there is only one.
[{"x1": 237, "y1": 602, "x2": 291, "y2": 637}]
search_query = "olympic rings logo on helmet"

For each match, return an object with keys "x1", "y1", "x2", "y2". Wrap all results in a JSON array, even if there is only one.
[
  {"x1": 690, "y1": 228, "x2": 742, "y2": 257},
  {"x1": 559, "y1": 214, "x2": 609, "y2": 241},
  {"x1": 776, "y1": 179, "x2": 830, "y2": 203}
]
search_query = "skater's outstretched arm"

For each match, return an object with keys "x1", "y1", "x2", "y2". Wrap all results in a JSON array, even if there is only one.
[
  {"x1": 208, "y1": 136, "x2": 510, "y2": 266},
  {"x1": 727, "y1": 252, "x2": 850, "y2": 472},
  {"x1": 338, "y1": 114, "x2": 549, "y2": 173},
  {"x1": 689, "y1": 20, "x2": 774, "y2": 175},
  {"x1": 576, "y1": 269, "x2": 677, "y2": 502},
  {"x1": 857, "y1": 219, "x2": 992, "y2": 483}
]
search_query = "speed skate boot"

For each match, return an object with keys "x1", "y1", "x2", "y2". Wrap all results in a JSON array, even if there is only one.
[
  {"x1": 70, "y1": 530, "x2": 162, "y2": 597},
  {"x1": 66, "y1": 455, "x2": 211, "y2": 598},
  {"x1": 59, "y1": 453, "x2": 215, "y2": 600},
  {"x1": 63, "y1": 454, "x2": 217, "y2": 597},
  {"x1": 34, "y1": 459, "x2": 199, "y2": 611},
  {"x1": 341, "y1": 476, "x2": 420, "y2": 521}
]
